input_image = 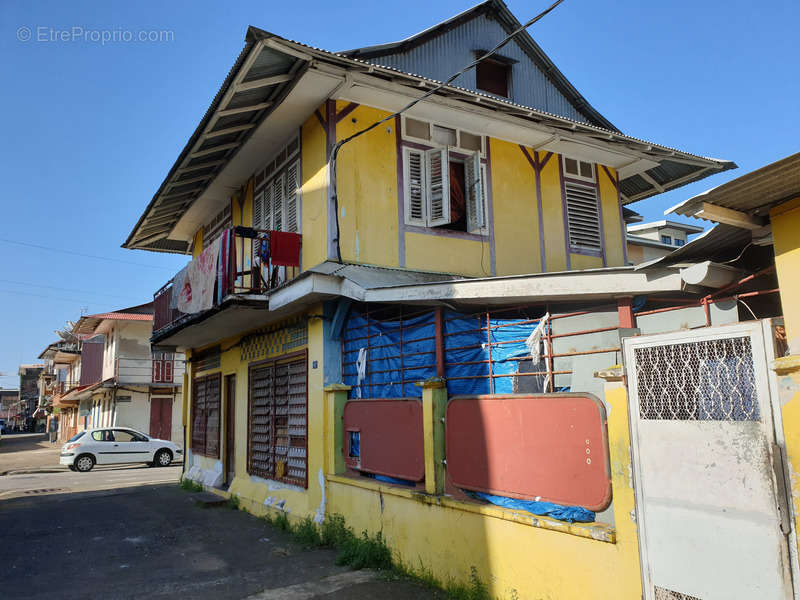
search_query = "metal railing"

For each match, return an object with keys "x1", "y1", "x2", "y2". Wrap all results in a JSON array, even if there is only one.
[
  {"x1": 115, "y1": 356, "x2": 186, "y2": 385},
  {"x1": 153, "y1": 227, "x2": 301, "y2": 334}
]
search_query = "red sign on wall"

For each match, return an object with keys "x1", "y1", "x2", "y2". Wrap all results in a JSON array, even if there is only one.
[{"x1": 446, "y1": 394, "x2": 611, "y2": 511}]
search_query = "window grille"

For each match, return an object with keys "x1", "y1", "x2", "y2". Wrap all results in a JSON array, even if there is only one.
[
  {"x1": 633, "y1": 336, "x2": 760, "y2": 421},
  {"x1": 248, "y1": 351, "x2": 308, "y2": 487},
  {"x1": 191, "y1": 373, "x2": 221, "y2": 457},
  {"x1": 655, "y1": 586, "x2": 702, "y2": 600}
]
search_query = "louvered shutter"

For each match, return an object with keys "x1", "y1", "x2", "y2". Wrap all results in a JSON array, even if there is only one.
[
  {"x1": 285, "y1": 161, "x2": 300, "y2": 233},
  {"x1": 465, "y1": 152, "x2": 485, "y2": 233},
  {"x1": 425, "y1": 147, "x2": 451, "y2": 227},
  {"x1": 403, "y1": 148, "x2": 426, "y2": 226},
  {"x1": 272, "y1": 173, "x2": 285, "y2": 232},
  {"x1": 253, "y1": 190, "x2": 264, "y2": 229},
  {"x1": 564, "y1": 181, "x2": 602, "y2": 251},
  {"x1": 263, "y1": 184, "x2": 274, "y2": 231}
]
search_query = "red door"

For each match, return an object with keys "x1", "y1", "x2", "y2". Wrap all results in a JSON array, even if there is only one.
[{"x1": 149, "y1": 397, "x2": 173, "y2": 441}]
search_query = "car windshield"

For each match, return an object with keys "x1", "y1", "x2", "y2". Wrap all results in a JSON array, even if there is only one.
[{"x1": 67, "y1": 431, "x2": 86, "y2": 443}]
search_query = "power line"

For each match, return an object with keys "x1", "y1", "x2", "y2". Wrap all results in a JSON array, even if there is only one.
[
  {"x1": 0, "y1": 279, "x2": 140, "y2": 301},
  {"x1": 328, "y1": 0, "x2": 566, "y2": 261},
  {"x1": 0, "y1": 238, "x2": 176, "y2": 270},
  {"x1": 0, "y1": 288, "x2": 111, "y2": 305}
]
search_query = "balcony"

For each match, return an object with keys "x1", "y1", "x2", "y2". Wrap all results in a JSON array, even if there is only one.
[
  {"x1": 115, "y1": 356, "x2": 186, "y2": 386},
  {"x1": 153, "y1": 227, "x2": 301, "y2": 338}
]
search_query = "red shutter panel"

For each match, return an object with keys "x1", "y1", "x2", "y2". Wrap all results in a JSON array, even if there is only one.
[
  {"x1": 153, "y1": 359, "x2": 163, "y2": 383},
  {"x1": 164, "y1": 360, "x2": 173, "y2": 383}
]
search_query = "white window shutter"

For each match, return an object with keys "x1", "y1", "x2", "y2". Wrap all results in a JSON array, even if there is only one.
[
  {"x1": 564, "y1": 181, "x2": 602, "y2": 251},
  {"x1": 404, "y1": 148, "x2": 426, "y2": 226},
  {"x1": 465, "y1": 152, "x2": 485, "y2": 233},
  {"x1": 263, "y1": 183, "x2": 274, "y2": 230},
  {"x1": 272, "y1": 173, "x2": 284, "y2": 231},
  {"x1": 253, "y1": 189, "x2": 264, "y2": 229},
  {"x1": 285, "y1": 161, "x2": 300, "y2": 233},
  {"x1": 425, "y1": 147, "x2": 450, "y2": 227}
]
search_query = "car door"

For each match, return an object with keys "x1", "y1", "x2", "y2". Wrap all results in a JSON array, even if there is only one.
[
  {"x1": 89, "y1": 429, "x2": 118, "y2": 464},
  {"x1": 112, "y1": 429, "x2": 153, "y2": 464}
]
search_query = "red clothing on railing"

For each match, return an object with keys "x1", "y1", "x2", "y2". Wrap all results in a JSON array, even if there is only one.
[{"x1": 269, "y1": 231, "x2": 301, "y2": 267}]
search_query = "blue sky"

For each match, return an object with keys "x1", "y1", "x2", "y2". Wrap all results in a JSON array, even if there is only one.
[{"x1": 0, "y1": 0, "x2": 797, "y2": 384}]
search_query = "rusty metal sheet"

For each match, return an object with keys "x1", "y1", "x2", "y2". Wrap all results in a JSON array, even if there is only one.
[
  {"x1": 446, "y1": 394, "x2": 611, "y2": 511},
  {"x1": 343, "y1": 399, "x2": 424, "y2": 481}
]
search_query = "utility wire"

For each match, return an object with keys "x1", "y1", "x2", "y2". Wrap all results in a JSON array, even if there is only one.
[
  {"x1": 0, "y1": 288, "x2": 111, "y2": 306},
  {"x1": 0, "y1": 279, "x2": 140, "y2": 301},
  {"x1": 328, "y1": 0, "x2": 566, "y2": 261},
  {"x1": 0, "y1": 238, "x2": 176, "y2": 270}
]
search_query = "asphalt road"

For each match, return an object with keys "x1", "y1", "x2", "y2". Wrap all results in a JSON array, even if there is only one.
[{"x1": 0, "y1": 484, "x2": 440, "y2": 599}]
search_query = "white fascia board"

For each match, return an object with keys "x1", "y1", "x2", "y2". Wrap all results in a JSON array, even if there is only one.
[
  {"x1": 268, "y1": 273, "x2": 359, "y2": 312},
  {"x1": 362, "y1": 269, "x2": 685, "y2": 304}
]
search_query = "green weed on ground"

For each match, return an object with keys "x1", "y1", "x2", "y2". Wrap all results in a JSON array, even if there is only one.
[
  {"x1": 261, "y1": 510, "x2": 490, "y2": 599},
  {"x1": 179, "y1": 478, "x2": 204, "y2": 493}
]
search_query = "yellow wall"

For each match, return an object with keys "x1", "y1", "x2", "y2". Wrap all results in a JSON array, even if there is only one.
[
  {"x1": 192, "y1": 228, "x2": 203, "y2": 258},
  {"x1": 405, "y1": 232, "x2": 490, "y2": 277},
  {"x1": 540, "y1": 152, "x2": 569, "y2": 272},
  {"x1": 491, "y1": 139, "x2": 542, "y2": 274},
  {"x1": 771, "y1": 198, "x2": 800, "y2": 350},
  {"x1": 599, "y1": 166, "x2": 625, "y2": 267},
  {"x1": 185, "y1": 309, "x2": 326, "y2": 520},
  {"x1": 302, "y1": 110, "x2": 329, "y2": 269},
  {"x1": 335, "y1": 102, "x2": 400, "y2": 267}
]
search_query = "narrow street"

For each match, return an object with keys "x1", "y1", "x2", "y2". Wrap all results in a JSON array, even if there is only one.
[{"x1": 0, "y1": 433, "x2": 440, "y2": 599}]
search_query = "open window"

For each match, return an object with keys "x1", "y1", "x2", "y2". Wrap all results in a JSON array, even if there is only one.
[{"x1": 404, "y1": 147, "x2": 486, "y2": 234}]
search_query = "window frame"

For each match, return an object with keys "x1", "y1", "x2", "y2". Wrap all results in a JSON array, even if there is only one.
[
  {"x1": 475, "y1": 57, "x2": 512, "y2": 98},
  {"x1": 191, "y1": 372, "x2": 221, "y2": 458},
  {"x1": 247, "y1": 349, "x2": 308, "y2": 488},
  {"x1": 401, "y1": 144, "x2": 488, "y2": 235},
  {"x1": 253, "y1": 158, "x2": 301, "y2": 234},
  {"x1": 562, "y1": 156, "x2": 596, "y2": 184},
  {"x1": 661, "y1": 235, "x2": 672, "y2": 245},
  {"x1": 401, "y1": 117, "x2": 486, "y2": 156},
  {"x1": 560, "y1": 155, "x2": 603, "y2": 257}
]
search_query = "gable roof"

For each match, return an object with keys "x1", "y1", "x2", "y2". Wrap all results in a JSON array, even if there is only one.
[
  {"x1": 73, "y1": 302, "x2": 154, "y2": 335},
  {"x1": 122, "y1": 14, "x2": 735, "y2": 254},
  {"x1": 341, "y1": 0, "x2": 616, "y2": 130}
]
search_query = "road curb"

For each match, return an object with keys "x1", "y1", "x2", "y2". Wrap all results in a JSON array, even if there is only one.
[{"x1": 0, "y1": 468, "x2": 68, "y2": 476}]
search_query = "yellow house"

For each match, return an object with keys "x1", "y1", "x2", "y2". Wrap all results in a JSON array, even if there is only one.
[{"x1": 120, "y1": 2, "x2": 759, "y2": 598}]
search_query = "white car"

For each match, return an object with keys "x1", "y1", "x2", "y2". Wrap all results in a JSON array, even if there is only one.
[{"x1": 60, "y1": 427, "x2": 182, "y2": 472}]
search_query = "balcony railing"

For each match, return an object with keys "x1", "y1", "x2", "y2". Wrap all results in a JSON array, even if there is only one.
[
  {"x1": 52, "y1": 381, "x2": 81, "y2": 397},
  {"x1": 115, "y1": 356, "x2": 186, "y2": 385},
  {"x1": 153, "y1": 227, "x2": 301, "y2": 334}
]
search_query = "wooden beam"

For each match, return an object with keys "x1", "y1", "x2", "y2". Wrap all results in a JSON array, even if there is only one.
[
  {"x1": 235, "y1": 73, "x2": 293, "y2": 92},
  {"x1": 216, "y1": 102, "x2": 272, "y2": 118},
  {"x1": 190, "y1": 142, "x2": 239, "y2": 158},
  {"x1": 165, "y1": 175, "x2": 211, "y2": 188},
  {"x1": 177, "y1": 160, "x2": 226, "y2": 174},
  {"x1": 639, "y1": 171, "x2": 664, "y2": 193},
  {"x1": 695, "y1": 202, "x2": 766, "y2": 230},
  {"x1": 204, "y1": 123, "x2": 256, "y2": 139}
]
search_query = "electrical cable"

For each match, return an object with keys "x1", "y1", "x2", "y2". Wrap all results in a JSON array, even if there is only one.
[
  {"x1": 0, "y1": 238, "x2": 176, "y2": 270},
  {"x1": 0, "y1": 279, "x2": 139, "y2": 301},
  {"x1": 327, "y1": 0, "x2": 566, "y2": 262}
]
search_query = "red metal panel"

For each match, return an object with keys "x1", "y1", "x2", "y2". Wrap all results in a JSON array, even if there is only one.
[
  {"x1": 343, "y1": 399, "x2": 425, "y2": 482},
  {"x1": 446, "y1": 394, "x2": 611, "y2": 511}
]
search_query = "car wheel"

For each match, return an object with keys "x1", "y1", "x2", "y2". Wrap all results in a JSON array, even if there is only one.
[
  {"x1": 68, "y1": 465, "x2": 77, "y2": 472},
  {"x1": 75, "y1": 454, "x2": 95, "y2": 472},
  {"x1": 154, "y1": 449, "x2": 172, "y2": 467}
]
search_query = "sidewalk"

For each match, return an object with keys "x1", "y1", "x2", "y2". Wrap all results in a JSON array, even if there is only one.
[{"x1": 0, "y1": 432, "x2": 65, "y2": 474}]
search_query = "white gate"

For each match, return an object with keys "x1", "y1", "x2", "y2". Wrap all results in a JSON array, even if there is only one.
[{"x1": 624, "y1": 321, "x2": 795, "y2": 600}]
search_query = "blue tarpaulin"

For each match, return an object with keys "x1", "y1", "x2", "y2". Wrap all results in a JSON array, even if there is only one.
[
  {"x1": 342, "y1": 309, "x2": 547, "y2": 398},
  {"x1": 472, "y1": 492, "x2": 595, "y2": 523}
]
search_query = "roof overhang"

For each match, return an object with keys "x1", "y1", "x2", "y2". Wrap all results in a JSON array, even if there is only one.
[
  {"x1": 125, "y1": 29, "x2": 735, "y2": 255},
  {"x1": 667, "y1": 152, "x2": 800, "y2": 224}
]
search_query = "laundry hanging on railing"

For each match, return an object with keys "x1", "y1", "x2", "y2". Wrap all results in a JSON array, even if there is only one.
[
  {"x1": 216, "y1": 228, "x2": 237, "y2": 304},
  {"x1": 176, "y1": 237, "x2": 220, "y2": 314},
  {"x1": 270, "y1": 231, "x2": 301, "y2": 267}
]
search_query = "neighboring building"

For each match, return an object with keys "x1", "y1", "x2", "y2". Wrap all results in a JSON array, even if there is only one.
[
  {"x1": 119, "y1": 3, "x2": 800, "y2": 599},
  {"x1": 0, "y1": 389, "x2": 19, "y2": 428},
  {"x1": 626, "y1": 220, "x2": 704, "y2": 264},
  {"x1": 39, "y1": 337, "x2": 91, "y2": 441},
  {"x1": 65, "y1": 303, "x2": 185, "y2": 444},
  {"x1": 18, "y1": 364, "x2": 44, "y2": 430}
]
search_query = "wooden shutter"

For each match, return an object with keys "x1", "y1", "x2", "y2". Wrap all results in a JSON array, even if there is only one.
[
  {"x1": 164, "y1": 359, "x2": 173, "y2": 384},
  {"x1": 403, "y1": 148, "x2": 426, "y2": 226},
  {"x1": 465, "y1": 152, "x2": 485, "y2": 233},
  {"x1": 285, "y1": 161, "x2": 299, "y2": 233},
  {"x1": 204, "y1": 374, "x2": 221, "y2": 458},
  {"x1": 263, "y1": 184, "x2": 274, "y2": 231},
  {"x1": 253, "y1": 189, "x2": 263, "y2": 229},
  {"x1": 564, "y1": 181, "x2": 602, "y2": 252},
  {"x1": 191, "y1": 377, "x2": 206, "y2": 454},
  {"x1": 153, "y1": 359, "x2": 163, "y2": 383},
  {"x1": 275, "y1": 356, "x2": 307, "y2": 487},
  {"x1": 272, "y1": 173, "x2": 285, "y2": 232},
  {"x1": 425, "y1": 147, "x2": 451, "y2": 227},
  {"x1": 248, "y1": 364, "x2": 275, "y2": 479}
]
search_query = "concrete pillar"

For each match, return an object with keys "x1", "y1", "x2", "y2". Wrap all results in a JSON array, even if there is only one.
[
  {"x1": 324, "y1": 384, "x2": 351, "y2": 476},
  {"x1": 420, "y1": 378, "x2": 447, "y2": 495}
]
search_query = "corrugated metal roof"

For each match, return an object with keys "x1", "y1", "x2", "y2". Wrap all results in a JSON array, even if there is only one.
[
  {"x1": 669, "y1": 152, "x2": 800, "y2": 219},
  {"x1": 634, "y1": 224, "x2": 752, "y2": 269},
  {"x1": 309, "y1": 261, "x2": 464, "y2": 289}
]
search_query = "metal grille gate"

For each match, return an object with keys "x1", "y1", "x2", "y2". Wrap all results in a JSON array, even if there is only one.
[{"x1": 624, "y1": 321, "x2": 793, "y2": 600}]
